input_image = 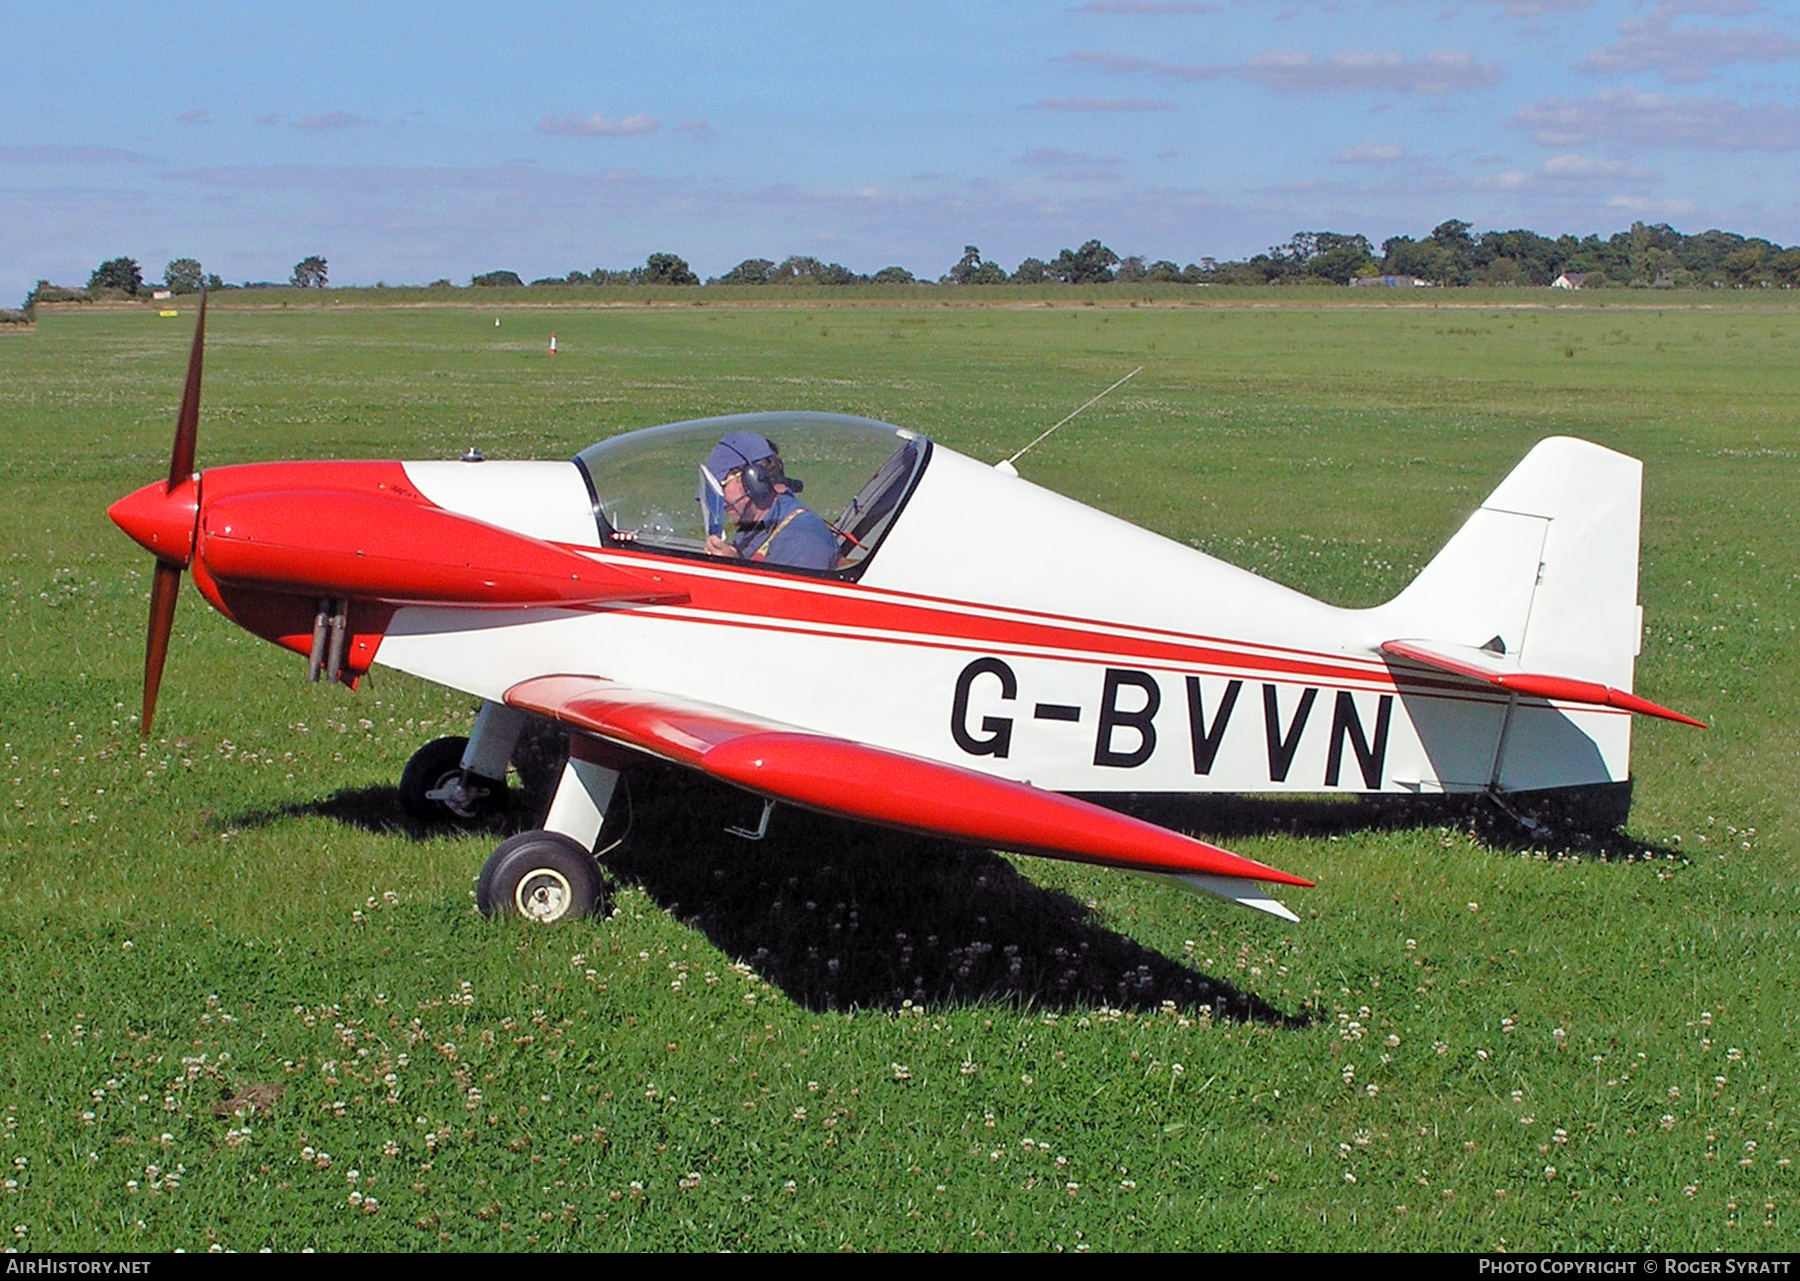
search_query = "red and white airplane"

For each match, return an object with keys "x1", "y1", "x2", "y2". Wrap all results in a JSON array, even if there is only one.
[{"x1": 110, "y1": 303, "x2": 1702, "y2": 925}]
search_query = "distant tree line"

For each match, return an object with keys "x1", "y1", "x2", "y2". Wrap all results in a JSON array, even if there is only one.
[
  {"x1": 939, "y1": 224, "x2": 1800, "y2": 290},
  {"x1": 496, "y1": 253, "x2": 914, "y2": 287},
  {"x1": 25, "y1": 221, "x2": 1800, "y2": 313},
  {"x1": 22, "y1": 255, "x2": 320, "y2": 309},
  {"x1": 518, "y1": 224, "x2": 1800, "y2": 292},
  {"x1": 1196, "y1": 221, "x2": 1800, "y2": 289}
]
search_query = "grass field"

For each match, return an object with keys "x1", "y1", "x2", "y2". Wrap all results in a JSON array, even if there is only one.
[{"x1": 1, "y1": 297, "x2": 1795, "y2": 1251}]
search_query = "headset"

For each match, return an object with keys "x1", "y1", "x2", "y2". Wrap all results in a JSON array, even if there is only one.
[
  {"x1": 737, "y1": 453, "x2": 777, "y2": 506},
  {"x1": 719, "y1": 438, "x2": 783, "y2": 506},
  {"x1": 700, "y1": 435, "x2": 807, "y2": 540}
]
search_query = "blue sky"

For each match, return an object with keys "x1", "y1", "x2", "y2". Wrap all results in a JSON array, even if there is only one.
[{"x1": 5, "y1": 0, "x2": 1799, "y2": 301}]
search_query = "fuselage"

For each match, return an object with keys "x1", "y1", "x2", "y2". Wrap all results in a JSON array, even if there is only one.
[{"x1": 375, "y1": 438, "x2": 1629, "y2": 799}]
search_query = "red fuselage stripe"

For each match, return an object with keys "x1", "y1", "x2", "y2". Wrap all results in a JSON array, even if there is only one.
[{"x1": 570, "y1": 552, "x2": 1390, "y2": 685}]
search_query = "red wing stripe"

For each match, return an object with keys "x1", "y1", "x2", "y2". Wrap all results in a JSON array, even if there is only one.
[
  {"x1": 1380, "y1": 640, "x2": 1706, "y2": 728},
  {"x1": 506, "y1": 676, "x2": 764, "y2": 764},
  {"x1": 505, "y1": 675, "x2": 1312, "y2": 888},
  {"x1": 700, "y1": 733, "x2": 1312, "y2": 885}
]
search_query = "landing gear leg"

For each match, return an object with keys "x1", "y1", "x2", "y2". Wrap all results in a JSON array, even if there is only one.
[
  {"x1": 460, "y1": 701, "x2": 526, "y2": 784},
  {"x1": 477, "y1": 736, "x2": 624, "y2": 923},
  {"x1": 398, "y1": 701, "x2": 527, "y2": 823}
]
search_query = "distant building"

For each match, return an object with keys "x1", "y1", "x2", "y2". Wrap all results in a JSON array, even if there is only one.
[
  {"x1": 1350, "y1": 274, "x2": 1431, "y2": 288},
  {"x1": 1552, "y1": 272, "x2": 1598, "y2": 290}
]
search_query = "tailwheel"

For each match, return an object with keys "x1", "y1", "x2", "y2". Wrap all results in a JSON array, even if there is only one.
[
  {"x1": 399, "y1": 735, "x2": 510, "y2": 823},
  {"x1": 477, "y1": 830, "x2": 608, "y2": 924}
]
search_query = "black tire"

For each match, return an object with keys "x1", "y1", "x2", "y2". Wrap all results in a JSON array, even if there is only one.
[
  {"x1": 399, "y1": 735, "x2": 510, "y2": 823},
  {"x1": 477, "y1": 830, "x2": 605, "y2": 924}
]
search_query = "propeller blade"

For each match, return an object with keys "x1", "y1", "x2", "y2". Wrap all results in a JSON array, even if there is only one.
[
  {"x1": 143, "y1": 561, "x2": 182, "y2": 736},
  {"x1": 168, "y1": 291, "x2": 207, "y2": 490},
  {"x1": 140, "y1": 296, "x2": 207, "y2": 735}
]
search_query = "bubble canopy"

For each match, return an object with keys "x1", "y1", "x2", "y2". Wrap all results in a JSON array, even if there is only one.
[{"x1": 572, "y1": 412, "x2": 931, "y2": 575}]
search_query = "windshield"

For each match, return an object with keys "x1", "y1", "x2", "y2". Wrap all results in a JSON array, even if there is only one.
[{"x1": 573, "y1": 412, "x2": 930, "y2": 576}]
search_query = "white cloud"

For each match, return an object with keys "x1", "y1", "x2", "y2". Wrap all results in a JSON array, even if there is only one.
[
  {"x1": 675, "y1": 119, "x2": 713, "y2": 141},
  {"x1": 1061, "y1": 48, "x2": 1503, "y2": 94},
  {"x1": 1021, "y1": 147, "x2": 1123, "y2": 167},
  {"x1": 536, "y1": 112, "x2": 661, "y2": 137},
  {"x1": 1335, "y1": 143, "x2": 1407, "y2": 164},
  {"x1": 1178, "y1": 0, "x2": 1590, "y2": 14},
  {"x1": 1539, "y1": 154, "x2": 1658, "y2": 180},
  {"x1": 1191, "y1": 0, "x2": 1590, "y2": 10},
  {"x1": 1512, "y1": 88, "x2": 1800, "y2": 149},
  {"x1": 1580, "y1": 3, "x2": 1800, "y2": 83},
  {"x1": 294, "y1": 112, "x2": 375, "y2": 131},
  {"x1": 1485, "y1": 0, "x2": 1594, "y2": 13},
  {"x1": 0, "y1": 145, "x2": 152, "y2": 164},
  {"x1": 1605, "y1": 194, "x2": 1697, "y2": 216},
  {"x1": 171, "y1": 163, "x2": 605, "y2": 195},
  {"x1": 1024, "y1": 95, "x2": 1177, "y2": 111},
  {"x1": 1068, "y1": 1, "x2": 1223, "y2": 12},
  {"x1": 1661, "y1": 1, "x2": 1762, "y2": 17},
  {"x1": 1019, "y1": 147, "x2": 1125, "y2": 184}
]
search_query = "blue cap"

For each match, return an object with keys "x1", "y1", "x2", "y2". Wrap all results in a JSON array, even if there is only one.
[{"x1": 705, "y1": 431, "x2": 777, "y2": 480}]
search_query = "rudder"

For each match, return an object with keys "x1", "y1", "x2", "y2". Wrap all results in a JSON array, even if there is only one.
[{"x1": 1381, "y1": 436, "x2": 1643, "y2": 693}]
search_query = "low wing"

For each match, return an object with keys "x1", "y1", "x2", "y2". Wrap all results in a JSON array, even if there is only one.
[
  {"x1": 1380, "y1": 639, "x2": 1706, "y2": 728},
  {"x1": 505, "y1": 674, "x2": 1312, "y2": 921}
]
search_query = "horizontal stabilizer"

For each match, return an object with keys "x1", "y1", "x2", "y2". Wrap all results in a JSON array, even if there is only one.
[
  {"x1": 1381, "y1": 639, "x2": 1705, "y2": 728},
  {"x1": 506, "y1": 674, "x2": 1312, "y2": 901}
]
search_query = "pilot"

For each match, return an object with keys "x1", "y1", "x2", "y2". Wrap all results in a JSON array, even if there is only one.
[{"x1": 700, "y1": 431, "x2": 838, "y2": 571}]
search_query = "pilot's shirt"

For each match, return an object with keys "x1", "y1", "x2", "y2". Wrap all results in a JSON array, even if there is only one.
[{"x1": 734, "y1": 491, "x2": 838, "y2": 571}]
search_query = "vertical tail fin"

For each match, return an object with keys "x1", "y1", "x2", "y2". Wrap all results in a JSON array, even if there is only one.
[
  {"x1": 1372, "y1": 438, "x2": 1671, "y2": 793},
  {"x1": 1382, "y1": 437, "x2": 1643, "y2": 692}
]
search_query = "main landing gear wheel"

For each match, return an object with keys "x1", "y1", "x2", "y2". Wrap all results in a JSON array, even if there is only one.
[
  {"x1": 399, "y1": 736, "x2": 510, "y2": 823},
  {"x1": 477, "y1": 830, "x2": 607, "y2": 924}
]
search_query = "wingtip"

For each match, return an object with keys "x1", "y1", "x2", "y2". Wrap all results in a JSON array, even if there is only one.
[
  {"x1": 1606, "y1": 688, "x2": 1707, "y2": 729},
  {"x1": 1174, "y1": 874, "x2": 1302, "y2": 923}
]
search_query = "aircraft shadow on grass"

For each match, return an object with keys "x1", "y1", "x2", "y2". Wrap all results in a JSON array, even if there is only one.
[{"x1": 224, "y1": 758, "x2": 1680, "y2": 1024}]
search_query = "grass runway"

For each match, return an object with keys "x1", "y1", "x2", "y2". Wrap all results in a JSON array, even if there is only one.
[{"x1": 0, "y1": 295, "x2": 1794, "y2": 1250}]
